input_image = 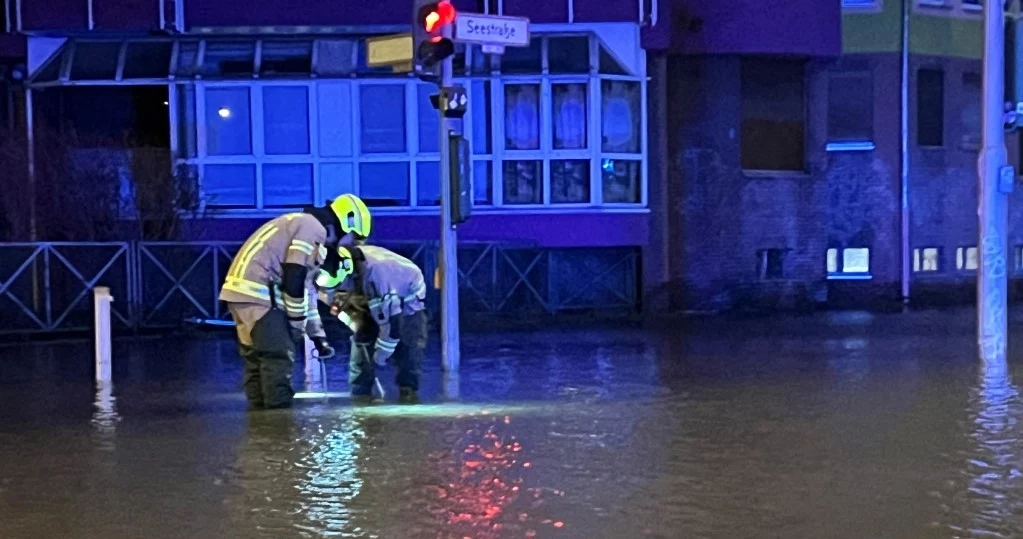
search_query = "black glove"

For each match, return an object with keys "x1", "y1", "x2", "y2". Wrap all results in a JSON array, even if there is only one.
[{"x1": 313, "y1": 337, "x2": 336, "y2": 360}]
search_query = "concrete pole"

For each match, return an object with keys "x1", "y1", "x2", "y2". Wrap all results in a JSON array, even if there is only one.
[
  {"x1": 94, "y1": 287, "x2": 113, "y2": 383},
  {"x1": 438, "y1": 25, "x2": 461, "y2": 373},
  {"x1": 978, "y1": 1, "x2": 1010, "y2": 366}
]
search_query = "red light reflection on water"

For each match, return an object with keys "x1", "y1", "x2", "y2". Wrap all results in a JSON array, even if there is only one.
[{"x1": 425, "y1": 416, "x2": 566, "y2": 538}]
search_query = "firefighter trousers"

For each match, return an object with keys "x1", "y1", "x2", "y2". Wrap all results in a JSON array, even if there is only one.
[
  {"x1": 229, "y1": 302, "x2": 296, "y2": 409},
  {"x1": 349, "y1": 310, "x2": 428, "y2": 395}
]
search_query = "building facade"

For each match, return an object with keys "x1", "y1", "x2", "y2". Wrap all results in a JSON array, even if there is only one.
[
  {"x1": 659, "y1": 0, "x2": 1023, "y2": 312},
  {"x1": 23, "y1": 0, "x2": 1003, "y2": 315}
]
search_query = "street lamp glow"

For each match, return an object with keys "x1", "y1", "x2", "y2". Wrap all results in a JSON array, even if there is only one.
[{"x1": 218, "y1": 107, "x2": 231, "y2": 118}]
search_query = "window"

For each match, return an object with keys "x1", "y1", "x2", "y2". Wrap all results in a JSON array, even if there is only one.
[
  {"x1": 177, "y1": 33, "x2": 645, "y2": 212},
  {"x1": 602, "y1": 159, "x2": 641, "y2": 203},
  {"x1": 741, "y1": 59, "x2": 806, "y2": 172},
  {"x1": 551, "y1": 160, "x2": 590, "y2": 203},
  {"x1": 963, "y1": 0, "x2": 981, "y2": 11},
  {"x1": 601, "y1": 80, "x2": 641, "y2": 153},
  {"x1": 417, "y1": 85, "x2": 439, "y2": 154},
  {"x1": 260, "y1": 41, "x2": 312, "y2": 76},
  {"x1": 961, "y1": 73, "x2": 981, "y2": 148},
  {"x1": 827, "y1": 247, "x2": 871, "y2": 278},
  {"x1": 360, "y1": 84, "x2": 406, "y2": 153},
  {"x1": 70, "y1": 42, "x2": 122, "y2": 81},
  {"x1": 553, "y1": 84, "x2": 587, "y2": 150},
  {"x1": 917, "y1": 69, "x2": 944, "y2": 147},
  {"x1": 416, "y1": 161, "x2": 441, "y2": 206},
  {"x1": 471, "y1": 81, "x2": 492, "y2": 155},
  {"x1": 317, "y1": 82, "x2": 353, "y2": 158},
  {"x1": 505, "y1": 84, "x2": 540, "y2": 150},
  {"x1": 175, "y1": 85, "x2": 197, "y2": 158},
  {"x1": 827, "y1": 71, "x2": 873, "y2": 147},
  {"x1": 263, "y1": 86, "x2": 310, "y2": 155},
  {"x1": 503, "y1": 161, "x2": 543, "y2": 205},
  {"x1": 123, "y1": 42, "x2": 174, "y2": 79},
  {"x1": 200, "y1": 41, "x2": 256, "y2": 77},
  {"x1": 842, "y1": 0, "x2": 879, "y2": 6},
  {"x1": 957, "y1": 247, "x2": 979, "y2": 271},
  {"x1": 263, "y1": 164, "x2": 313, "y2": 207},
  {"x1": 499, "y1": 39, "x2": 542, "y2": 74},
  {"x1": 548, "y1": 37, "x2": 590, "y2": 74},
  {"x1": 360, "y1": 162, "x2": 409, "y2": 206},
  {"x1": 913, "y1": 247, "x2": 941, "y2": 272},
  {"x1": 204, "y1": 165, "x2": 255, "y2": 207},
  {"x1": 757, "y1": 249, "x2": 785, "y2": 280},
  {"x1": 204, "y1": 87, "x2": 252, "y2": 156},
  {"x1": 473, "y1": 161, "x2": 493, "y2": 205},
  {"x1": 320, "y1": 163, "x2": 354, "y2": 201}
]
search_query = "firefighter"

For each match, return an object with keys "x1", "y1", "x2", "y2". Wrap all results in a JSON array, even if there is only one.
[
  {"x1": 327, "y1": 245, "x2": 428, "y2": 404},
  {"x1": 220, "y1": 194, "x2": 372, "y2": 409}
]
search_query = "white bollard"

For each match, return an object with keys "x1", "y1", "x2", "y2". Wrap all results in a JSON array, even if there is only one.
[
  {"x1": 94, "y1": 287, "x2": 113, "y2": 383},
  {"x1": 303, "y1": 335, "x2": 325, "y2": 393}
]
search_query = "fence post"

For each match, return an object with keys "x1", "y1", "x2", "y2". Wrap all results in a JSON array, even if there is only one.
[{"x1": 94, "y1": 287, "x2": 113, "y2": 383}]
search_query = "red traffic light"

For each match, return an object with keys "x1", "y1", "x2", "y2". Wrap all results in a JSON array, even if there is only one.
[{"x1": 423, "y1": 1, "x2": 456, "y2": 32}]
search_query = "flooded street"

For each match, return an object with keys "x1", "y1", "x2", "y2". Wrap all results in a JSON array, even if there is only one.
[{"x1": 3, "y1": 310, "x2": 1023, "y2": 538}]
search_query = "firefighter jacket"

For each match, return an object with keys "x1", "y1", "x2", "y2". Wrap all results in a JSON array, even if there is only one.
[
  {"x1": 219, "y1": 213, "x2": 328, "y2": 338},
  {"x1": 356, "y1": 245, "x2": 428, "y2": 358}
]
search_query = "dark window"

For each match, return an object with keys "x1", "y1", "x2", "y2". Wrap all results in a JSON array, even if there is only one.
[
  {"x1": 548, "y1": 36, "x2": 590, "y2": 74},
  {"x1": 757, "y1": 249, "x2": 785, "y2": 280},
  {"x1": 917, "y1": 68, "x2": 944, "y2": 147},
  {"x1": 498, "y1": 39, "x2": 541, "y2": 74},
  {"x1": 70, "y1": 42, "x2": 122, "y2": 81},
  {"x1": 740, "y1": 58, "x2": 806, "y2": 172},
  {"x1": 961, "y1": 72, "x2": 981, "y2": 147},
  {"x1": 123, "y1": 41, "x2": 174, "y2": 79},
  {"x1": 260, "y1": 41, "x2": 312, "y2": 77},
  {"x1": 828, "y1": 71, "x2": 873, "y2": 142},
  {"x1": 199, "y1": 41, "x2": 256, "y2": 78}
]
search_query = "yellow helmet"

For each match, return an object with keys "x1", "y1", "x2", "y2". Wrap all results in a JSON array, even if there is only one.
[
  {"x1": 329, "y1": 194, "x2": 372, "y2": 239},
  {"x1": 314, "y1": 246, "x2": 355, "y2": 289}
]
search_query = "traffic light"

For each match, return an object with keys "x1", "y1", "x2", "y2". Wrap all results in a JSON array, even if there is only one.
[
  {"x1": 413, "y1": 0, "x2": 457, "y2": 79},
  {"x1": 449, "y1": 133, "x2": 472, "y2": 224}
]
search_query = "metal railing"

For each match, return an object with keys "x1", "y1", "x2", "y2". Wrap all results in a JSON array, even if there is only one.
[
  {"x1": 0, "y1": 242, "x2": 133, "y2": 333},
  {"x1": 0, "y1": 241, "x2": 639, "y2": 334}
]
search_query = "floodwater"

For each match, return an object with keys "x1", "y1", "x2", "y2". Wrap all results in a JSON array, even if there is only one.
[{"x1": 3, "y1": 311, "x2": 1023, "y2": 538}]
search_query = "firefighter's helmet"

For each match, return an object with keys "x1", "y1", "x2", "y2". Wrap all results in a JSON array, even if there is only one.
[
  {"x1": 314, "y1": 246, "x2": 356, "y2": 289},
  {"x1": 329, "y1": 194, "x2": 372, "y2": 239}
]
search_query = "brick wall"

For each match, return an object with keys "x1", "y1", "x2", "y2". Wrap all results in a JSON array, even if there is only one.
[{"x1": 664, "y1": 55, "x2": 830, "y2": 312}]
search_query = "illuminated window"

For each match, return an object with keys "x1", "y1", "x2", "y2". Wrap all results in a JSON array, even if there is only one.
[
  {"x1": 913, "y1": 247, "x2": 941, "y2": 272},
  {"x1": 827, "y1": 247, "x2": 871, "y2": 278},
  {"x1": 957, "y1": 247, "x2": 979, "y2": 271},
  {"x1": 204, "y1": 87, "x2": 251, "y2": 156}
]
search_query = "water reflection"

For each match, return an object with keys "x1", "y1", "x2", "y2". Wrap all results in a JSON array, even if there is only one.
[
  {"x1": 233, "y1": 411, "x2": 365, "y2": 538},
  {"x1": 90, "y1": 381, "x2": 119, "y2": 451},
  {"x1": 418, "y1": 415, "x2": 556, "y2": 539},
  {"x1": 943, "y1": 360, "x2": 1023, "y2": 538}
]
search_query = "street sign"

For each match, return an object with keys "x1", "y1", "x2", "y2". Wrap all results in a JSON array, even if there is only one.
[
  {"x1": 366, "y1": 33, "x2": 413, "y2": 67},
  {"x1": 454, "y1": 13, "x2": 530, "y2": 48}
]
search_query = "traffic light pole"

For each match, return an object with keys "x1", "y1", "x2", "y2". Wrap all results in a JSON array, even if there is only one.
[
  {"x1": 438, "y1": 26, "x2": 461, "y2": 373},
  {"x1": 979, "y1": 1, "x2": 1009, "y2": 367}
]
